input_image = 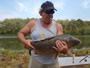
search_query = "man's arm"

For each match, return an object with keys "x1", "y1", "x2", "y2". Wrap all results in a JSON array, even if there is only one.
[
  {"x1": 17, "y1": 20, "x2": 36, "y2": 49},
  {"x1": 56, "y1": 22, "x2": 63, "y2": 35}
]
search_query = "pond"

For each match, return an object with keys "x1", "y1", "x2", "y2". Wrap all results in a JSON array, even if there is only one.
[
  {"x1": 74, "y1": 35, "x2": 90, "y2": 49},
  {"x1": 0, "y1": 35, "x2": 90, "y2": 50},
  {"x1": 0, "y1": 35, "x2": 90, "y2": 68}
]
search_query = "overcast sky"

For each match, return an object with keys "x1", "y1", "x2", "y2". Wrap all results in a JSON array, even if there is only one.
[{"x1": 0, "y1": 0, "x2": 90, "y2": 21}]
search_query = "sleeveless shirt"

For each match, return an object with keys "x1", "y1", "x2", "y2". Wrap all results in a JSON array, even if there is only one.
[{"x1": 30, "y1": 18, "x2": 58, "y2": 64}]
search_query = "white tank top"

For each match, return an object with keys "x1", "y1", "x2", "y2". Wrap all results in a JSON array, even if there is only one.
[{"x1": 30, "y1": 18, "x2": 58, "y2": 64}]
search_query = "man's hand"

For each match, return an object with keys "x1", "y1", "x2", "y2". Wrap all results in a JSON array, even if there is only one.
[
  {"x1": 53, "y1": 40, "x2": 68, "y2": 54},
  {"x1": 24, "y1": 39, "x2": 35, "y2": 50}
]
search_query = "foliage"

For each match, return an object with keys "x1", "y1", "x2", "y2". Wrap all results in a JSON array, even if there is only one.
[
  {"x1": 0, "y1": 50, "x2": 29, "y2": 68},
  {"x1": 0, "y1": 49, "x2": 90, "y2": 68},
  {"x1": 0, "y1": 18, "x2": 90, "y2": 35},
  {"x1": 57, "y1": 19, "x2": 90, "y2": 35},
  {"x1": 0, "y1": 18, "x2": 34, "y2": 35}
]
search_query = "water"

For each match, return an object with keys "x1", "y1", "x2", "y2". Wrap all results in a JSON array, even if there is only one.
[
  {"x1": 0, "y1": 37, "x2": 24, "y2": 50},
  {"x1": 0, "y1": 36, "x2": 17, "y2": 38},
  {"x1": 0, "y1": 35, "x2": 90, "y2": 50},
  {"x1": 0, "y1": 36, "x2": 90, "y2": 67}
]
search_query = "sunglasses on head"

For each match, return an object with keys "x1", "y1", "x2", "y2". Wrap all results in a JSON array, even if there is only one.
[{"x1": 44, "y1": 9, "x2": 55, "y2": 14}]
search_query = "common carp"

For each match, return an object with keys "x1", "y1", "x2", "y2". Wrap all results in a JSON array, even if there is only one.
[{"x1": 31, "y1": 34, "x2": 81, "y2": 56}]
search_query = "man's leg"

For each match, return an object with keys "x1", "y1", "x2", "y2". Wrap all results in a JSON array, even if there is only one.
[
  {"x1": 28, "y1": 56, "x2": 44, "y2": 68},
  {"x1": 45, "y1": 62, "x2": 60, "y2": 68}
]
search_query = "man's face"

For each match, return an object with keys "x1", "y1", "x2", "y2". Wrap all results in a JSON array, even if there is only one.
[{"x1": 42, "y1": 9, "x2": 55, "y2": 24}]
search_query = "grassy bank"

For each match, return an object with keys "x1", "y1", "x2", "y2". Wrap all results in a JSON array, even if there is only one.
[
  {"x1": 0, "y1": 50, "x2": 29, "y2": 68},
  {"x1": 59, "y1": 48, "x2": 90, "y2": 57},
  {"x1": 0, "y1": 49, "x2": 90, "y2": 68}
]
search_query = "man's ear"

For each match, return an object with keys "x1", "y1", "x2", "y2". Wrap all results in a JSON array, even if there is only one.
[
  {"x1": 39, "y1": 8, "x2": 43, "y2": 16},
  {"x1": 40, "y1": 12, "x2": 43, "y2": 16}
]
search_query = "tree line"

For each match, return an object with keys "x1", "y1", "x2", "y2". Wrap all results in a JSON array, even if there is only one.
[
  {"x1": 57, "y1": 19, "x2": 90, "y2": 35},
  {"x1": 0, "y1": 18, "x2": 90, "y2": 35}
]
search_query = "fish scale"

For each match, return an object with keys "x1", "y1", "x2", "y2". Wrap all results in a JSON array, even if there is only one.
[{"x1": 31, "y1": 34, "x2": 81, "y2": 56}]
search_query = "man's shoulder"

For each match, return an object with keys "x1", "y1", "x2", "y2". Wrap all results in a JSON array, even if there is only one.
[
  {"x1": 28, "y1": 19, "x2": 37, "y2": 24},
  {"x1": 55, "y1": 21, "x2": 63, "y2": 34},
  {"x1": 55, "y1": 22, "x2": 62, "y2": 27},
  {"x1": 27, "y1": 19, "x2": 38, "y2": 27}
]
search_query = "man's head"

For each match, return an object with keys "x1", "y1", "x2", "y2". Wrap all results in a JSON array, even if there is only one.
[
  {"x1": 39, "y1": 1, "x2": 57, "y2": 24},
  {"x1": 39, "y1": 1, "x2": 57, "y2": 16},
  {"x1": 41, "y1": 1, "x2": 56, "y2": 11}
]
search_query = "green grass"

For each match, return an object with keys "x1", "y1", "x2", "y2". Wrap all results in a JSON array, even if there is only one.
[
  {"x1": 0, "y1": 49, "x2": 90, "y2": 68},
  {"x1": 0, "y1": 50, "x2": 29, "y2": 68},
  {"x1": 58, "y1": 48, "x2": 90, "y2": 57}
]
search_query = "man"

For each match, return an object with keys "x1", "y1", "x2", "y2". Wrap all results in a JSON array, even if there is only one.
[{"x1": 17, "y1": 1, "x2": 69, "y2": 68}]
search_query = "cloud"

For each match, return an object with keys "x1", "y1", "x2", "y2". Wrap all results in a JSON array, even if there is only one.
[
  {"x1": 56, "y1": 16, "x2": 71, "y2": 20},
  {"x1": 30, "y1": 4, "x2": 41, "y2": 16},
  {"x1": 17, "y1": 1, "x2": 28, "y2": 12},
  {"x1": 82, "y1": 0, "x2": 90, "y2": 8},
  {"x1": 27, "y1": 0, "x2": 42, "y2": 18},
  {"x1": 0, "y1": 11, "x2": 19, "y2": 21},
  {"x1": 55, "y1": 2, "x2": 64, "y2": 9},
  {"x1": 83, "y1": 18, "x2": 90, "y2": 21}
]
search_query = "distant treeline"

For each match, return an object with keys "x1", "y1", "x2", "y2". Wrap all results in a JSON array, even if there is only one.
[
  {"x1": 0, "y1": 18, "x2": 90, "y2": 35},
  {"x1": 57, "y1": 19, "x2": 90, "y2": 35}
]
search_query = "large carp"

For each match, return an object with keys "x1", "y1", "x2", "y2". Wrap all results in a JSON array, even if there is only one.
[{"x1": 31, "y1": 34, "x2": 81, "y2": 56}]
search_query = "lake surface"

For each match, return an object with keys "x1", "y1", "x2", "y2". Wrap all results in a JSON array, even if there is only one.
[
  {"x1": 0, "y1": 36, "x2": 17, "y2": 38},
  {"x1": 0, "y1": 35, "x2": 90, "y2": 50},
  {"x1": 0, "y1": 36, "x2": 90, "y2": 68}
]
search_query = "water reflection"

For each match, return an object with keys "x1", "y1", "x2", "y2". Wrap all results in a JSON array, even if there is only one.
[{"x1": 0, "y1": 36, "x2": 17, "y2": 38}]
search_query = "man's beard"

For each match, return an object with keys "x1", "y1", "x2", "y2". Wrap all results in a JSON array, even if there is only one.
[{"x1": 45, "y1": 17, "x2": 53, "y2": 25}]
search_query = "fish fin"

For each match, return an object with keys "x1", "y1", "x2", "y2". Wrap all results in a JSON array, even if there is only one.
[
  {"x1": 54, "y1": 52, "x2": 58, "y2": 59},
  {"x1": 34, "y1": 50, "x2": 39, "y2": 54}
]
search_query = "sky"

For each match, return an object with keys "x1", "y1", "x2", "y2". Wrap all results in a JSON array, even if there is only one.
[{"x1": 0, "y1": 0, "x2": 90, "y2": 21}]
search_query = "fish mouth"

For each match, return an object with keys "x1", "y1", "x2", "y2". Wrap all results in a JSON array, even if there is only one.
[
  {"x1": 70, "y1": 39, "x2": 81, "y2": 47},
  {"x1": 74, "y1": 40, "x2": 81, "y2": 45}
]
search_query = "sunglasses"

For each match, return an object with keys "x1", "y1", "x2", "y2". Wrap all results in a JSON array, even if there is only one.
[{"x1": 44, "y1": 10, "x2": 55, "y2": 14}]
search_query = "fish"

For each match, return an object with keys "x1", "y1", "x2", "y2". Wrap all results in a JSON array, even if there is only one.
[{"x1": 31, "y1": 34, "x2": 81, "y2": 56}]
